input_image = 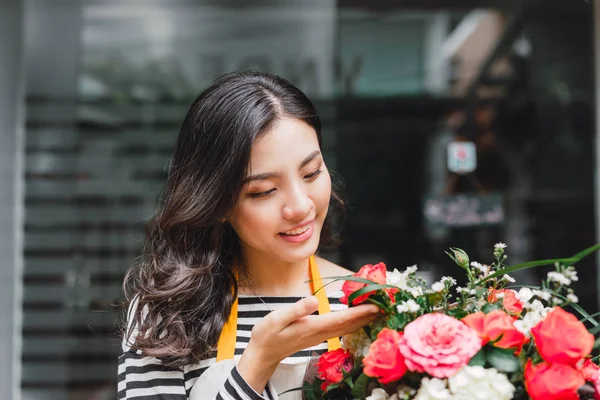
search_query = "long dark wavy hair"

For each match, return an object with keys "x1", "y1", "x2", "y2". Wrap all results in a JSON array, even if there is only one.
[{"x1": 122, "y1": 71, "x2": 345, "y2": 367}]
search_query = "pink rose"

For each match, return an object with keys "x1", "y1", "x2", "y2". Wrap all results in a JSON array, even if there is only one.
[{"x1": 399, "y1": 313, "x2": 482, "y2": 378}]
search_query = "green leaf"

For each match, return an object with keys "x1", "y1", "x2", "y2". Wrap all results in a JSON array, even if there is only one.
[
  {"x1": 351, "y1": 373, "x2": 370, "y2": 399},
  {"x1": 474, "y1": 258, "x2": 578, "y2": 286},
  {"x1": 487, "y1": 347, "x2": 520, "y2": 372},
  {"x1": 580, "y1": 311, "x2": 600, "y2": 323},
  {"x1": 482, "y1": 302, "x2": 503, "y2": 314},
  {"x1": 468, "y1": 348, "x2": 486, "y2": 367},
  {"x1": 476, "y1": 243, "x2": 600, "y2": 286},
  {"x1": 278, "y1": 383, "x2": 318, "y2": 396},
  {"x1": 348, "y1": 284, "x2": 396, "y2": 306},
  {"x1": 570, "y1": 243, "x2": 600, "y2": 263},
  {"x1": 310, "y1": 275, "x2": 375, "y2": 296}
]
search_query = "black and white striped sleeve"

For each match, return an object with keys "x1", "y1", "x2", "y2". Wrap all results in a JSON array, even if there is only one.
[
  {"x1": 117, "y1": 351, "x2": 275, "y2": 400},
  {"x1": 118, "y1": 297, "x2": 275, "y2": 399}
]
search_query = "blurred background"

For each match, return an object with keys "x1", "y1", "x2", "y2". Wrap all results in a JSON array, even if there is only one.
[{"x1": 1, "y1": 0, "x2": 599, "y2": 398}]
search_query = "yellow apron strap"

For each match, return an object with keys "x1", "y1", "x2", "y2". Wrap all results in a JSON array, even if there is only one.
[
  {"x1": 216, "y1": 256, "x2": 340, "y2": 361},
  {"x1": 216, "y1": 291, "x2": 238, "y2": 362},
  {"x1": 217, "y1": 269, "x2": 238, "y2": 362},
  {"x1": 309, "y1": 255, "x2": 341, "y2": 352}
]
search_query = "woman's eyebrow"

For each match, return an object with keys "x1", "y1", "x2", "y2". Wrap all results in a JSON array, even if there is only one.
[
  {"x1": 299, "y1": 150, "x2": 321, "y2": 169},
  {"x1": 243, "y1": 150, "x2": 321, "y2": 183}
]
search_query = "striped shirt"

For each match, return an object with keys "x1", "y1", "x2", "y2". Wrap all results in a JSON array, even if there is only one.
[{"x1": 118, "y1": 293, "x2": 346, "y2": 399}]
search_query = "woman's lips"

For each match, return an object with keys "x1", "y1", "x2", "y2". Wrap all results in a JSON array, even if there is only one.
[{"x1": 278, "y1": 221, "x2": 314, "y2": 243}]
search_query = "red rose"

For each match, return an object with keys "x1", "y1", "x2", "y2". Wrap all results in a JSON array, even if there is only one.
[
  {"x1": 488, "y1": 288, "x2": 524, "y2": 315},
  {"x1": 579, "y1": 359, "x2": 600, "y2": 400},
  {"x1": 462, "y1": 310, "x2": 529, "y2": 353},
  {"x1": 532, "y1": 307, "x2": 594, "y2": 365},
  {"x1": 525, "y1": 360, "x2": 585, "y2": 400},
  {"x1": 461, "y1": 312, "x2": 488, "y2": 345},
  {"x1": 484, "y1": 310, "x2": 529, "y2": 353},
  {"x1": 316, "y1": 348, "x2": 354, "y2": 392},
  {"x1": 363, "y1": 328, "x2": 407, "y2": 384},
  {"x1": 341, "y1": 262, "x2": 396, "y2": 306}
]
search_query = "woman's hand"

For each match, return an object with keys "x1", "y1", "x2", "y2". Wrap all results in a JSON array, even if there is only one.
[{"x1": 236, "y1": 296, "x2": 379, "y2": 392}]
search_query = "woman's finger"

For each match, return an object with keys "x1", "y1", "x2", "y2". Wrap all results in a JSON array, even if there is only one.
[
  {"x1": 291, "y1": 304, "x2": 379, "y2": 337},
  {"x1": 266, "y1": 296, "x2": 320, "y2": 329}
]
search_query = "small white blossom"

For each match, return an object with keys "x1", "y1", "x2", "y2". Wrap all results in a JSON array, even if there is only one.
[
  {"x1": 408, "y1": 286, "x2": 424, "y2": 297},
  {"x1": 470, "y1": 262, "x2": 491, "y2": 277},
  {"x1": 548, "y1": 271, "x2": 571, "y2": 286},
  {"x1": 397, "y1": 385, "x2": 417, "y2": 399},
  {"x1": 532, "y1": 289, "x2": 552, "y2": 301},
  {"x1": 494, "y1": 243, "x2": 507, "y2": 250},
  {"x1": 441, "y1": 276, "x2": 457, "y2": 286},
  {"x1": 501, "y1": 274, "x2": 515, "y2": 283},
  {"x1": 563, "y1": 267, "x2": 579, "y2": 282},
  {"x1": 495, "y1": 292, "x2": 505, "y2": 299},
  {"x1": 552, "y1": 297, "x2": 564, "y2": 306},
  {"x1": 387, "y1": 269, "x2": 408, "y2": 288},
  {"x1": 514, "y1": 302, "x2": 552, "y2": 336},
  {"x1": 386, "y1": 267, "x2": 423, "y2": 298},
  {"x1": 516, "y1": 287, "x2": 534, "y2": 303},
  {"x1": 431, "y1": 281, "x2": 445, "y2": 292},
  {"x1": 366, "y1": 388, "x2": 389, "y2": 400},
  {"x1": 414, "y1": 377, "x2": 452, "y2": 400},
  {"x1": 457, "y1": 287, "x2": 477, "y2": 295},
  {"x1": 397, "y1": 299, "x2": 421, "y2": 314},
  {"x1": 406, "y1": 265, "x2": 418, "y2": 274},
  {"x1": 341, "y1": 328, "x2": 372, "y2": 358},
  {"x1": 448, "y1": 366, "x2": 515, "y2": 400},
  {"x1": 567, "y1": 293, "x2": 579, "y2": 303}
]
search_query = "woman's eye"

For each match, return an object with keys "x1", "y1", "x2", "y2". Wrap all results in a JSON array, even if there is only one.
[
  {"x1": 248, "y1": 188, "x2": 276, "y2": 198},
  {"x1": 304, "y1": 169, "x2": 322, "y2": 180}
]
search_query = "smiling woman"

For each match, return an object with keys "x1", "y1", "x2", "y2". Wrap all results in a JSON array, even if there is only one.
[{"x1": 118, "y1": 71, "x2": 379, "y2": 400}]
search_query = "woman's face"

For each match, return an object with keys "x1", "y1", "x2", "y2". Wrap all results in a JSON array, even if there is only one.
[{"x1": 228, "y1": 117, "x2": 332, "y2": 264}]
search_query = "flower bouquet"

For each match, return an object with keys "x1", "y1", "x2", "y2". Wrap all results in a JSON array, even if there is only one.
[{"x1": 308, "y1": 243, "x2": 600, "y2": 400}]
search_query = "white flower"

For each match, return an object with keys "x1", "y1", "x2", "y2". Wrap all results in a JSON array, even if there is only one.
[
  {"x1": 414, "y1": 377, "x2": 452, "y2": 400},
  {"x1": 397, "y1": 385, "x2": 417, "y2": 399},
  {"x1": 442, "y1": 276, "x2": 457, "y2": 286},
  {"x1": 494, "y1": 243, "x2": 507, "y2": 250},
  {"x1": 516, "y1": 287, "x2": 534, "y2": 303},
  {"x1": 567, "y1": 293, "x2": 579, "y2": 303},
  {"x1": 514, "y1": 302, "x2": 552, "y2": 337},
  {"x1": 431, "y1": 281, "x2": 445, "y2": 292},
  {"x1": 341, "y1": 328, "x2": 372, "y2": 358},
  {"x1": 532, "y1": 289, "x2": 552, "y2": 301},
  {"x1": 547, "y1": 271, "x2": 571, "y2": 286},
  {"x1": 386, "y1": 266, "x2": 423, "y2": 298},
  {"x1": 470, "y1": 262, "x2": 491, "y2": 277},
  {"x1": 448, "y1": 366, "x2": 515, "y2": 400},
  {"x1": 501, "y1": 274, "x2": 515, "y2": 283},
  {"x1": 387, "y1": 268, "x2": 409, "y2": 288},
  {"x1": 406, "y1": 265, "x2": 418, "y2": 274},
  {"x1": 457, "y1": 287, "x2": 477, "y2": 295},
  {"x1": 552, "y1": 297, "x2": 564, "y2": 306},
  {"x1": 397, "y1": 299, "x2": 421, "y2": 313},
  {"x1": 563, "y1": 267, "x2": 579, "y2": 282},
  {"x1": 366, "y1": 388, "x2": 389, "y2": 400}
]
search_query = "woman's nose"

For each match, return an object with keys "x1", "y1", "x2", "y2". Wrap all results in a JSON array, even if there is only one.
[{"x1": 282, "y1": 185, "x2": 312, "y2": 220}]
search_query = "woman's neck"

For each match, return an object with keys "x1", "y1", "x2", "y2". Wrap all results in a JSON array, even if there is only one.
[{"x1": 238, "y1": 252, "x2": 313, "y2": 297}]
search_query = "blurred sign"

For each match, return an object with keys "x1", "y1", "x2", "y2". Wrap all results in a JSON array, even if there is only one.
[
  {"x1": 423, "y1": 193, "x2": 504, "y2": 228},
  {"x1": 447, "y1": 141, "x2": 476, "y2": 173}
]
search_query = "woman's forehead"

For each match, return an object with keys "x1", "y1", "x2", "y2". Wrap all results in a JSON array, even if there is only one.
[{"x1": 247, "y1": 118, "x2": 320, "y2": 173}]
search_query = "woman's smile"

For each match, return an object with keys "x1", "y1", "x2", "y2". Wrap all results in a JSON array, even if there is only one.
[{"x1": 278, "y1": 220, "x2": 314, "y2": 243}]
